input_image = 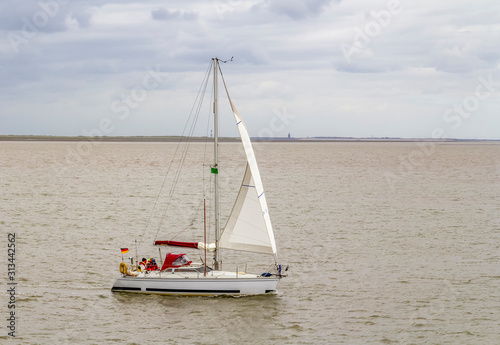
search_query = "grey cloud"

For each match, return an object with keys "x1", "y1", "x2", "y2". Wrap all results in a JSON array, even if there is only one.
[
  {"x1": 0, "y1": 1, "x2": 67, "y2": 32},
  {"x1": 1, "y1": 0, "x2": 499, "y2": 138},
  {"x1": 332, "y1": 3, "x2": 500, "y2": 75},
  {"x1": 0, "y1": 0, "x2": 94, "y2": 33},
  {"x1": 252, "y1": 0, "x2": 339, "y2": 20},
  {"x1": 70, "y1": 6, "x2": 92, "y2": 28},
  {"x1": 151, "y1": 8, "x2": 197, "y2": 21}
]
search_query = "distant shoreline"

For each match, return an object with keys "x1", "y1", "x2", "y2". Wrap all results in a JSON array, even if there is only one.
[{"x1": 0, "y1": 135, "x2": 498, "y2": 143}]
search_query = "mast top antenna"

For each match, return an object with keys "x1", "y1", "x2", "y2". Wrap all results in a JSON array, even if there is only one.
[{"x1": 219, "y1": 56, "x2": 233, "y2": 63}]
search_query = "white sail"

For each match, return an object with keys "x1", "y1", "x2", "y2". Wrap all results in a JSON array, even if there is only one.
[
  {"x1": 221, "y1": 164, "x2": 273, "y2": 255},
  {"x1": 219, "y1": 89, "x2": 278, "y2": 261}
]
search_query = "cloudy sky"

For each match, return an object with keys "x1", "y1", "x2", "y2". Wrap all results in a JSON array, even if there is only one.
[{"x1": 1, "y1": 0, "x2": 499, "y2": 139}]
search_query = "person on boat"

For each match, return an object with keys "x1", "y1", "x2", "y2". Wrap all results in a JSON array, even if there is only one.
[
  {"x1": 146, "y1": 258, "x2": 159, "y2": 271},
  {"x1": 150, "y1": 258, "x2": 159, "y2": 271},
  {"x1": 139, "y1": 258, "x2": 147, "y2": 271}
]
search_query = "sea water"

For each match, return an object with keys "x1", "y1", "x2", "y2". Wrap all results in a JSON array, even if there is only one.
[{"x1": 0, "y1": 141, "x2": 499, "y2": 344}]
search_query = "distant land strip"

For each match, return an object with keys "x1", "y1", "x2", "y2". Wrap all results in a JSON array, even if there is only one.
[{"x1": 0, "y1": 135, "x2": 498, "y2": 142}]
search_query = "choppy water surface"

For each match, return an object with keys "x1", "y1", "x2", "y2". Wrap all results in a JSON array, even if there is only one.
[{"x1": 0, "y1": 141, "x2": 499, "y2": 344}]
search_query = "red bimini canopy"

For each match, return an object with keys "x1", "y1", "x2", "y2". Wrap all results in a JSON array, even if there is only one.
[{"x1": 160, "y1": 253, "x2": 192, "y2": 271}]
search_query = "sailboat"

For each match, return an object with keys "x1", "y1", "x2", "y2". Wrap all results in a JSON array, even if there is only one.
[{"x1": 111, "y1": 58, "x2": 286, "y2": 296}]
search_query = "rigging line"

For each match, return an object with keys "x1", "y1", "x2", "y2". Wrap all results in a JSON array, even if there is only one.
[
  {"x1": 165, "y1": 61, "x2": 215, "y2": 243},
  {"x1": 155, "y1": 70, "x2": 210, "y2": 230},
  {"x1": 153, "y1": 81, "x2": 208, "y2": 239},
  {"x1": 208, "y1": 162, "x2": 214, "y2": 243},
  {"x1": 218, "y1": 62, "x2": 236, "y2": 114},
  {"x1": 152, "y1": 62, "x2": 213, "y2": 242},
  {"x1": 215, "y1": 64, "x2": 223, "y2": 241},
  {"x1": 138, "y1": 62, "x2": 212, "y2": 246},
  {"x1": 165, "y1": 198, "x2": 204, "y2": 240},
  {"x1": 203, "y1": 72, "x2": 216, "y2": 243},
  {"x1": 166, "y1": 71, "x2": 214, "y2": 241},
  {"x1": 202, "y1": 80, "x2": 214, "y2": 201}
]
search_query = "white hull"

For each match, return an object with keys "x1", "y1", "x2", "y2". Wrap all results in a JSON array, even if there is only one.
[{"x1": 112, "y1": 270, "x2": 279, "y2": 296}]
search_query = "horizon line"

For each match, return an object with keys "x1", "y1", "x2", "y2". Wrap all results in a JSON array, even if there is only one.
[{"x1": 0, "y1": 134, "x2": 499, "y2": 142}]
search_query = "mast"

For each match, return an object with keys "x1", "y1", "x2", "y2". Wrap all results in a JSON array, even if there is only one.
[
  {"x1": 213, "y1": 57, "x2": 221, "y2": 270},
  {"x1": 204, "y1": 199, "x2": 207, "y2": 276}
]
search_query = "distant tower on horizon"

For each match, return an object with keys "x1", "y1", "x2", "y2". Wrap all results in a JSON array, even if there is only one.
[{"x1": 288, "y1": 132, "x2": 291, "y2": 139}]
